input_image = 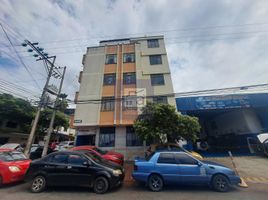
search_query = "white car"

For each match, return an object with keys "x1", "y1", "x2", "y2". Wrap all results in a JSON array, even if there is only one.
[{"x1": 55, "y1": 141, "x2": 74, "y2": 151}]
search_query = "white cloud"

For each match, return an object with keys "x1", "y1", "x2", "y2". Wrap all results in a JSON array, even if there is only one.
[{"x1": 0, "y1": 0, "x2": 268, "y2": 104}]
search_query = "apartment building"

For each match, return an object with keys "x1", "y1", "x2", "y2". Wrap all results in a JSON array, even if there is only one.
[{"x1": 74, "y1": 35, "x2": 175, "y2": 159}]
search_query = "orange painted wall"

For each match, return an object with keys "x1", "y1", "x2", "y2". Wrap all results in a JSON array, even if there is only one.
[
  {"x1": 104, "y1": 64, "x2": 116, "y2": 73},
  {"x1": 102, "y1": 85, "x2": 115, "y2": 96},
  {"x1": 99, "y1": 111, "x2": 114, "y2": 125},
  {"x1": 123, "y1": 63, "x2": 135, "y2": 72}
]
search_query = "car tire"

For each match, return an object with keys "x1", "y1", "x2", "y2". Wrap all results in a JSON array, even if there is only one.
[
  {"x1": 212, "y1": 174, "x2": 230, "y2": 192},
  {"x1": 148, "y1": 174, "x2": 163, "y2": 192},
  {"x1": 93, "y1": 176, "x2": 109, "y2": 194},
  {"x1": 31, "y1": 175, "x2": 47, "y2": 193}
]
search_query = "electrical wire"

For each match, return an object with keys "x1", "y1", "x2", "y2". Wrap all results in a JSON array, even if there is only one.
[{"x1": 0, "y1": 23, "x2": 42, "y2": 90}]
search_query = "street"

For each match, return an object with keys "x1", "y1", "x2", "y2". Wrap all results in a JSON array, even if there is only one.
[
  {"x1": 0, "y1": 180, "x2": 267, "y2": 200},
  {"x1": 1, "y1": 156, "x2": 268, "y2": 200}
]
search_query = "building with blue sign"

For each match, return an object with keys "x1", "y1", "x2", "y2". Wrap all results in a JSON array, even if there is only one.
[{"x1": 176, "y1": 93, "x2": 268, "y2": 152}]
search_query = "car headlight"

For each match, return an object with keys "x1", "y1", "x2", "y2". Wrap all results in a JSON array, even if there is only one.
[
  {"x1": 112, "y1": 169, "x2": 122, "y2": 176},
  {"x1": 8, "y1": 166, "x2": 21, "y2": 173}
]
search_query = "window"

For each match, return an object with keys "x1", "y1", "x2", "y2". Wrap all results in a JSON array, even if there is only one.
[
  {"x1": 149, "y1": 55, "x2": 162, "y2": 65},
  {"x1": 103, "y1": 73, "x2": 116, "y2": 85},
  {"x1": 175, "y1": 153, "x2": 198, "y2": 165},
  {"x1": 126, "y1": 126, "x2": 143, "y2": 146},
  {"x1": 68, "y1": 154, "x2": 87, "y2": 165},
  {"x1": 50, "y1": 154, "x2": 68, "y2": 164},
  {"x1": 147, "y1": 39, "x2": 159, "y2": 48},
  {"x1": 123, "y1": 53, "x2": 135, "y2": 63},
  {"x1": 99, "y1": 127, "x2": 115, "y2": 147},
  {"x1": 153, "y1": 96, "x2": 168, "y2": 104},
  {"x1": 151, "y1": 74, "x2": 165, "y2": 85},
  {"x1": 157, "y1": 153, "x2": 176, "y2": 164},
  {"x1": 123, "y1": 72, "x2": 136, "y2": 84},
  {"x1": 123, "y1": 96, "x2": 137, "y2": 110},
  {"x1": 101, "y1": 97, "x2": 115, "y2": 111},
  {"x1": 105, "y1": 54, "x2": 117, "y2": 64}
]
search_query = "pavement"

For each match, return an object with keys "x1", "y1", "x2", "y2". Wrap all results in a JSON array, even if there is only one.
[{"x1": 0, "y1": 156, "x2": 267, "y2": 200}]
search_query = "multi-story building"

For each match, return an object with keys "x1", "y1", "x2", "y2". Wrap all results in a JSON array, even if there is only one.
[{"x1": 74, "y1": 35, "x2": 175, "y2": 159}]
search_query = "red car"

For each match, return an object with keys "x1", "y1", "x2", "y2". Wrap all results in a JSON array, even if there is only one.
[
  {"x1": 0, "y1": 149, "x2": 31, "y2": 186},
  {"x1": 71, "y1": 146, "x2": 124, "y2": 165}
]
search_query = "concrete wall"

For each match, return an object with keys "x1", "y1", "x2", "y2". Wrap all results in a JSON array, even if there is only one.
[{"x1": 74, "y1": 47, "x2": 105, "y2": 126}]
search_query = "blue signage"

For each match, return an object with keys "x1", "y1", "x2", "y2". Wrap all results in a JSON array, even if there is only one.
[{"x1": 176, "y1": 93, "x2": 268, "y2": 111}]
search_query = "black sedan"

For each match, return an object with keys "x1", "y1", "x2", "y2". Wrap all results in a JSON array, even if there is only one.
[
  {"x1": 25, "y1": 150, "x2": 125, "y2": 194},
  {"x1": 30, "y1": 145, "x2": 54, "y2": 160}
]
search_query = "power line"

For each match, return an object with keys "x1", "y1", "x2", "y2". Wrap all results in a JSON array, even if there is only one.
[{"x1": 0, "y1": 23, "x2": 42, "y2": 90}]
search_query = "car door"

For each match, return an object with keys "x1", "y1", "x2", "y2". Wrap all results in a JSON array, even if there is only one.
[
  {"x1": 44, "y1": 153, "x2": 70, "y2": 186},
  {"x1": 66, "y1": 154, "x2": 94, "y2": 186},
  {"x1": 154, "y1": 153, "x2": 180, "y2": 184},
  {"x1": 175, "y1": 153, "x2": 208, "y2": 184}
]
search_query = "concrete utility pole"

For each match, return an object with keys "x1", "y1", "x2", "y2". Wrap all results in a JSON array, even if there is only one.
[
  {"x1": 23, "y1": 40, "x2": 59, "y2": 157},
  {"x1": 42, "y1": 66, "x2": 66, "y2": 157}
]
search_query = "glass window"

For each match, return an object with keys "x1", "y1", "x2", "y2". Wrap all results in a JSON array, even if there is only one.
[
  {"x1": 68, "y1": 154, "x2": 87, "y2": 165},
  {"x1": 101, "y1": 97, "x2": 115, "y2": 111},
  {"x1": 123, "y1": 96, "x2": 137, "y2": 110},
  {"x1": 50, "y1": 154, "x2": 68, "y2": 164},
  {"x1": 126, "y1": 126, "x2": 143, "y2": 146},
  {"x1": 103, "y1": 73, "x2": 116, "y2": 85},
  {"x1": 105, "y1": 54, "x2": 117, "y2": 64},
  {"x1": 175, "y1": 153, "x2": 198, "y2": 165},
  {"x1": 149, "y1": 55, "x2": 162, "y2": 65},
  {"x1": 147, "y1": 39, "x2": 159, "y2": 48},
  {"x1": 123, "y1": 53, "x2": 135, "y2": 63},
  {"x1": 123, "y1": 72, "x2": 136, "y2": 84},
  {"x1": 151, "y1": 74, "x2": 165, "y2": 85},
  {"x1": 153, "y1": 96, "x2": 168, "y2": 104},
  {"x1": 157, "y1": 153, "x2": 176, "y2": 164},
  {"x1": 99, "y1": 127, "x2": 115, "y2": 147}
]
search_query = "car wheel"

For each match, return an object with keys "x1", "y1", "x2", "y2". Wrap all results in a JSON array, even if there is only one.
[
  {"x1": 93, "y1": 176, "x2": 109, "y2": 194},
  {"x1": 212, "y1": 174, "x2": 230, "y2": 192},
  {"x1": 148, "y1": 174, "x2": 163, "y2": 192},
  {"x1": 31, "y1": 175, "x2": 46, "y2": 193}
]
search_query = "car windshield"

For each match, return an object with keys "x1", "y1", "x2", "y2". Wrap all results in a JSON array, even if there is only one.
[
  {"x1": 0, "y1": 143, "x2": 19, "y2": 149},
  {"x1": 93, "y1": 147, "x2": 107, "y2": 155},
  {"x1": 84, "y1": 152, "x2": 104, "y2": 163},
  {"x1": 0, "y1": 151, "x2": 27, "y2": 161}
]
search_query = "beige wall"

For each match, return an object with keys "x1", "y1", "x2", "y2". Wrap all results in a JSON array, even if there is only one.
[{"x1": 74, "y1": 47, "x2": 105, "y2": 127}]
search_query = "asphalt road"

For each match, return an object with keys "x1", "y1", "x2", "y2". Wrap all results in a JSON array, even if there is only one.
[{"x1": 0, "y1": 181, "x2": 267, "y2": 200}]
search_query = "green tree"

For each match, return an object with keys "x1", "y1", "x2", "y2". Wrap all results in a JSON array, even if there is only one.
[
  {"x1": 133, "y1": 102, "x2": 201, "y2": 144},
  {"x1": 0, "y1": 93, "x2": 35, "y2": 132}
]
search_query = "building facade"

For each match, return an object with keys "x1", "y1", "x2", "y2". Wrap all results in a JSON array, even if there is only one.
[{"x1": 74, "y1": 36, "x2": 175, "y2": 159}]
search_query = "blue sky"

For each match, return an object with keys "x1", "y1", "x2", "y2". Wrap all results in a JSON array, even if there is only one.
[{"x1": 0, "y1": 0, "x2": 268, "y2": 103}]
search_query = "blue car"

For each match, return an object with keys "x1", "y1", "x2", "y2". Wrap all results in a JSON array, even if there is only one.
[{"x1": 132, "y1": 151, "x2": 241, "y2": 192}]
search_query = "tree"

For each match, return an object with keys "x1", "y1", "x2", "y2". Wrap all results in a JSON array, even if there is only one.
[
  {"x1": 0, "y1": 93, "x2": 69, "y2": 136},
  {"x1": 133, "y1": 102, "x2": 201, "y2": 144},
  {"x1": 0, "y1": 93, "x2": 35, "y2": 132}
]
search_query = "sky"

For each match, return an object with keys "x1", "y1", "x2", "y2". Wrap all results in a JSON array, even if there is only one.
[{"x1": 0, "y1": 0, "x2": 268, "y2": 106}]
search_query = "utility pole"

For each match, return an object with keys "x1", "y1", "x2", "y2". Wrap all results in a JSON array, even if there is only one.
[
  {"x1": 42, "y1": 66, "x2": 66, "y2": 157},
  {"x1": 23, "y1": 40, "x2": 59, "y2": 157}
]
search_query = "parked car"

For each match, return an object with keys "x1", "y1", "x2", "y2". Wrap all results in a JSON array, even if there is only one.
[
  {"x1": 247, "y1": 133, "x2": 268, "y2": 156},
  {"x1": 30, "y1": 145, "x2": 54, "y2": 160},
  {"x1": 132, "y1": 151, "x2": 241, "y2": 192},
  {"x1": 55, "y1": 141, "x2": 74, "y2": 151},
  {"x1": 147, "y1": 143, "x2": 203, "y2": 160},
  {"x1": 0, "y1": 149, "x2": 31, "y2": 186},
  {"x1": 25, "y1": 150, "x2": 125, "y2": 194},
  {"x1": 0, "y1": 143, "x2": 24, "y2": 152},
  {"x1": 71, "y1": 145, "x2": 124, "y2": 165}
]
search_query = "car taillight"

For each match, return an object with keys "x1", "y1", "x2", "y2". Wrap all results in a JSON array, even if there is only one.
[{"x1": 134, "y1": 165, "x2": 138, "y2": 171}]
